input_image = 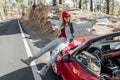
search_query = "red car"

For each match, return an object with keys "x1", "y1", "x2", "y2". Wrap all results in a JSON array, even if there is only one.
[{"x1": 52, "y1": 32, "x2": 120, "y2": 80}]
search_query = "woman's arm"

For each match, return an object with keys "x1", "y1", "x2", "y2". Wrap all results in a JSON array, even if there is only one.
[
  {"x1": 72, "y1": 21, "x2": 96, "y2": 29},
  {"x1": 104, "y1": 50, "x2": 120, "y2": 58},
  {"x1": 50, "y1": 19, "x2": 61, "y2": 30}
]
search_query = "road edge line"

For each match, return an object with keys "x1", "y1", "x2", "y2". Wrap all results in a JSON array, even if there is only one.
[{"x1": 17, "y1": 19, "x2": 42, "y2": 80}]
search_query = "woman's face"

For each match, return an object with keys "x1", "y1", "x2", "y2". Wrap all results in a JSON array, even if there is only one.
[{"x1": 64, "y1": 15, "x2": 71, "y2": 23}]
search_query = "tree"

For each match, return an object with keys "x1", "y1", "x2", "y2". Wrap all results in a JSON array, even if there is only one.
[
  {"x1": 79, "y1": 0, "x2": 82, "y2": 9},
  {"x1": 106, "y1": 0, "x2": 110, "y2": 14},
  {"x1": 90, "y1": 0, "x2": 93, "y2": 11},
  {"x1": 111, "y1": 0, "x2": 115, "y2": 15},
  {"x1": 3, "y1": 0, "x2": 7, "y2": 16},
  {"x1": 33, "y1": 0, "x2": 37, "y2": 5},
  {"x1": 82, "y1": 0, "x2": 88, "y2": 10},
  {"x1": 101, "y1": 0, "x2": 106, "y2": 13},
  {"x1": 32, "y1": 0, "x2": 37, "y2": 9},
  {"x1": 0, "y1": 1, "x2": 4, "y2": 19},
  {"x1": 111, "y1": 0, "x2": 120, "y2": 16},
  {"x1": 59, "y1": 0, "x2": 62, "y2": 4},
  {"x1": 94, "y1": 1, "x2": 101, "y2": 12},
  {"x1": 53, "y1": 0, "x2": 57, "y2": 6},
  {"x1": 28, "y1": 0, "x2": 33, "y2": 7}
]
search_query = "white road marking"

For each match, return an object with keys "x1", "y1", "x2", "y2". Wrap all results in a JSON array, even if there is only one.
[{"x1": 17, "y1": 19, "x2": 42, "y2": 80}]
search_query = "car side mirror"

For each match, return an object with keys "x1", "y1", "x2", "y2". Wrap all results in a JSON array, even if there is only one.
[{"x1": 61, "y1": 54, "x2": 71, "y2": 62}]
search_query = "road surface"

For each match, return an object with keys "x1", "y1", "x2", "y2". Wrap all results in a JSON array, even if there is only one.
[{"x1": 0, "y1": 19, "x2": 60, "y2": 80}]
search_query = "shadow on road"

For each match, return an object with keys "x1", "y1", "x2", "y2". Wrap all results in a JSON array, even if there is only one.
[
  {"x1": 0, "y1": 19, "x2": 21, "y2": 36},
  {"x1": 0, "y1": 66, "x2": 34, "y2": 80},
  {"x1": 0, "y1": 63, "x2": 62, "y2": 80},
  {"x1": 36, "y1": 63, "x2": 62, "y2": 80},
  {"x1": 21, "y1": 21, "x2": 55, "y2": 49}
]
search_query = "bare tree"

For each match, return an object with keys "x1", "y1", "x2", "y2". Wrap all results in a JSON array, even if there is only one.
[
  {"x1": 33, "y1": 0, "x2": 37, "y2": 4},
  {"x1": 3, "y1": 0, "x2": 7, "y2": 16},
  {"x1": 79, "y1": 0, "x2": 82, "y2": 9},
  {"x1": 90, "y1": 0, "x2": 93, "y2": 11},
  {"x1": 106, "y1": 0, "x2": 110, "y2": 14},
  {"x1": 32, "y1": 0, "x2": 37, "y2": 9},
  {"x1": 53, "y1": 0, "x2": 57, "y2": 6},
  {"x1": 59, "y1": 0, "x2": 62, "y2": 4},
  {"x1": 111, "y1": 0, "x2": 115, "y2": 15}
]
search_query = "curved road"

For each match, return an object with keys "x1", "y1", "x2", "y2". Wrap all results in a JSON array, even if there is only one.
[{"x1": 0, "y1": 19, "x2": 60, "y2": 80}]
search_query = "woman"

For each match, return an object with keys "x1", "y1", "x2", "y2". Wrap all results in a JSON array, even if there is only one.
[{"x1": 20, "y1": 10, "x2": 96, "y2": 76}]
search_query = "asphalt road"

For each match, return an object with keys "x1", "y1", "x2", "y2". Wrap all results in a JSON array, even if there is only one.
[{"x1": 0, "y1": 19, "x2": 60, "y2": 80}]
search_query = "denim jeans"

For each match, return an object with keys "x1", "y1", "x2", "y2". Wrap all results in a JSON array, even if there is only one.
[
  {"x1": 48, "y1": 41, "x2": 68, "y2": 65},
  {"x1": 34, "y1": 37, "x2": 66, "y2": 61}
]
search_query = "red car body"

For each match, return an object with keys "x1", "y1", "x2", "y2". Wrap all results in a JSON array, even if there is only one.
[
  {"x1": 55, "y1": 36, "x2": 99, "y2": 80},
  {"x1": 53, "y1": 32, "x2": 120, "y2": 80}
]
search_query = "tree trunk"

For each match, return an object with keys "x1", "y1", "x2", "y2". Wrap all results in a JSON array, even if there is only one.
[
  {"x1": 33, "y1": 0, "x2": 37, "y2": 5},
  {"x1": 90, "y1": 0, "x2": 93, "y2": 11},
  {"x1": 79, "y1": 0, "x2": 82, "y2": 9},
  {"x1": 73, "y1": 0, "x2": 77, "y2": 8},
  {"x1": 106, "y1": 0, "x2": 109, "y2": 14},
  {"x1": 59, "y1": 0, "x2": 62, "y2": 4},
  {"x1": 32, "y1": 0, "x2": 37, "y2": 9},
  {"x1": 2, "y1": 0, "x2": 7, "y2": 16},
  {"x1": 111, "y1": 0, "x2": 114, "y2": 15},
  {"x1": 53, "y1": 0, "x2": 57, "y2": 6},
  {"x1": 76, "y1": 0, "x2": 78, "y2": 8}
]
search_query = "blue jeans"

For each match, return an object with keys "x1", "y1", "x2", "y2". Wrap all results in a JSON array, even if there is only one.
[
  {"x1": 48, "y1": 41, "x2": 68, "y2": 65},
  {"x1": 34, "y1": 37, "x2": 67, "y2": 65}
]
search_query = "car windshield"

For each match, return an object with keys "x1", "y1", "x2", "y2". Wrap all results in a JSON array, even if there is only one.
[{"x1": 74, "y1": 51, "x2": 101, "y2": 76}]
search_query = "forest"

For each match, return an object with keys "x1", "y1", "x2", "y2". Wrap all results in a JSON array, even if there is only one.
[{"x1": 0, "y1": 0, "x2": 120, "y2": 19}]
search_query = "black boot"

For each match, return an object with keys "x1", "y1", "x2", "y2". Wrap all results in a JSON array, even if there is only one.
[{"x1": 20, "y1": 56, "x2": 35, "y2": 65}]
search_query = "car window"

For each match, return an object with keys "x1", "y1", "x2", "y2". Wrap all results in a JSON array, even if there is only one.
[{"x1": 74, "y1": 51, "x2": 101, "y2": 76}]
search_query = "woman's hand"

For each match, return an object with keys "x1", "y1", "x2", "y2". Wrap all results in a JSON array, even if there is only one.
[
  {"x1": 69, "y1": 38, "x2": 73, "y2": 43},
  {"x1": 91, "y1": 20, "x2": 97, "y2": 26}
]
